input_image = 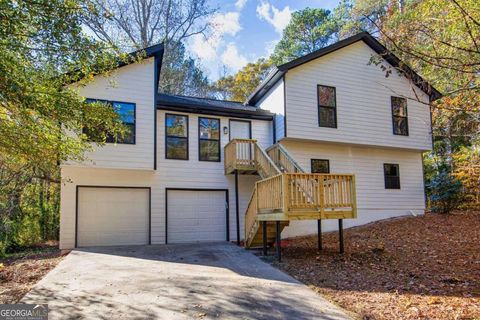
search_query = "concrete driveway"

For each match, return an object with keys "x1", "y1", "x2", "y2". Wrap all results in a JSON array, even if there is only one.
[{"x1": 22, "y1": 243, "x2": 350, "y2": 319}]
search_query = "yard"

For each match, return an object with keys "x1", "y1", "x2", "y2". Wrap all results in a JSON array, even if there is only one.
[
  {"x1": 0, "y1": 243, "x2": 65, "y2": 304},
  {"x1": 1, "y1": 213, "x2": 479, "y2": 319},
  {"x1": 272, "y1": 211, "x2": 480, "y2": 319}
]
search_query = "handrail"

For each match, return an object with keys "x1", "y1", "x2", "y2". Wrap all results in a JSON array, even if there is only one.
[
  {"x1": 230, "y1": 141, "x2": 357, "y2": 246},
  {"x1": 254, "y1": 143, "x2": 281, "y2": 179},
  {"x1": 224, "y1": 138, "x2": 281, "y2": 179},
  {"x1": 256, "y1": 174, "x2": 283, "y2": 212},
  {"x1": 225, "y1": 138, "x2": 257, "y2": 149},
  {"x1": 244, "y1": 185, "x2": 258, "y2": 244},
  {"x1": 266, "y1": 143, "x2": 305, "y2": 173}
]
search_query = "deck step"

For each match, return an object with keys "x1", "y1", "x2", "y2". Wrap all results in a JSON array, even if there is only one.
[{"x1": 246, "y1": 221, "x2": 289, "y2": 248}]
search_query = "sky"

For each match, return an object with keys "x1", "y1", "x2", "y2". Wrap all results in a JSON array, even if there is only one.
[{"x1": 187, "y1": 0, "x2": 341, "y2": 80}]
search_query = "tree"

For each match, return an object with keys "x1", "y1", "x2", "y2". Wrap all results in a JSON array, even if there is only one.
[
  {"x1": 159, "y1": 42, "x2": 214, "y2": 97},
  {"x1": 84, "y1": 0, "x2": 216, "y2": 96},
  {"x1": 453, "y1": 143, "x2": 480, "y2": 207},
  {"x1": 0, "y1": 0, "x2": 128, "y2": 254},
  {"x1": 214, "y1": 58, "x2": 273, "y2": 102},
  {"x1": 271, "y1": 8, "x2": 338, "y2": 65},
  {"x1": 343, "y1": 0, "x2": 479, "y2": 209},
  {"x1": 352, "y1": 0, "x2": 479, "y2": 103},
  {"x1": 426, "y1": 169, "x2": 464, "y2": 214}
]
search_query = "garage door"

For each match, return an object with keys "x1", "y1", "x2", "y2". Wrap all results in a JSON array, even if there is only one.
[
  {"x1": 167, "y1": 190, "x2": 228, "y2": 243},
  {"x1": 77, "y1": 187, "x2": 150, "y2": 247}
]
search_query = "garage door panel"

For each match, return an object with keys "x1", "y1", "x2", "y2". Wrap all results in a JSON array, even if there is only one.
[
  {"x1": 77, "y1": 188, "x2": 149, "y2": 247},
  {"x1": 168, "y1": 190, "x2": 227, "y2": 243}
]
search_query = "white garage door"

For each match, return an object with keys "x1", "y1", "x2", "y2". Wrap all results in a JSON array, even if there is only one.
[
  {"x1": 77, "y1": 187, "x2": 150, "y2": 247},
  {"x1": 167, "y1": 190, "x2": 227, "y2": 243}
]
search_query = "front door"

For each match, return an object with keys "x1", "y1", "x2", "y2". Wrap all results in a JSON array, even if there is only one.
[{"x1": 229, "y1": 120, "x2": 251, "y2": 140}]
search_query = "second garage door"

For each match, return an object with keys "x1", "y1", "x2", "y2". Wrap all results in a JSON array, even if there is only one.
[{"x1": 167, "y1": 190, "x2": 228, "y2": 243}]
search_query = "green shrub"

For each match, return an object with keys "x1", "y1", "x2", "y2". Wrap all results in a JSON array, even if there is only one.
[{"x1": 426, "y1": 169, "x2": 464, "y2": 214}]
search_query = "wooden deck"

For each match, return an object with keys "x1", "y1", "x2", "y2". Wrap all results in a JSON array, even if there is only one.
[{"x1": 224, "y1": 139, "x2": 357, "y2": 249}]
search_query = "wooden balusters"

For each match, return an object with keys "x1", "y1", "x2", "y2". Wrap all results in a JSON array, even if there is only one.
[
  {"x1": 244, "y1": 186, "x2": 258, "y2": 243},
  {"x1": 256, "y1": 174, "x2": 283, "y2": 212},
  {"x1": 266, "y1": 143, "x2": 305, "y2": 173},
  {"x1": 284, "y1": 173, "x2": 355, "y2": 213}
]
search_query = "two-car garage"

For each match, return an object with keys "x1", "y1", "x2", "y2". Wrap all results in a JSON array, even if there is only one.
[{"x1": 76, "y1": 187, "x2": 229, "y2": 247}]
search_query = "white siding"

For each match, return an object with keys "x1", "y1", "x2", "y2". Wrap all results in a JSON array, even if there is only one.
[
  {"x1": 152, "y1": 111, "x2": 272, "y2": 244},
  {"x1": 285, "y1": 41, "x2": 432, "y2": 151},
  {"x1": 59, "y1": 112, "x2": 273, "y2": 249},
  {"x1": 280, "y1": 140, "x2": 426, "y2": 237},
  {"x1": 257, "y1": 78, "x2": 285, "y2": 142},
  {"x1": 69, "y1": 58, "x2": 155, "y2": 170}
]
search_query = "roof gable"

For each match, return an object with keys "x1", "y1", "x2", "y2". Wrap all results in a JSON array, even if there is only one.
[{"x1": 247, "y1": 32, "x2": 441, "y2": 104}]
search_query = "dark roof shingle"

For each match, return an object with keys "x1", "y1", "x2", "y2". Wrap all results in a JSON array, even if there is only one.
[{"x1": 157, "y1": 94, "x2": 274, "y2": 120}]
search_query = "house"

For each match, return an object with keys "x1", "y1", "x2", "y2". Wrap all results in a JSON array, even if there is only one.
[{"x1": 59, "y1": 32, "x2": 440, "y2": 251}]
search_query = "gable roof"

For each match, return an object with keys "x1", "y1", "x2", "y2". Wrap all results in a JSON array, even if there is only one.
[
  {"x1": 247, "y1": 32, "x2": 442, "y2": 105},
  {"x1": 120, "y1": 42, "x2": 164, "y2": 67},
  {"x1": 66, "y1": 42, "x2": 164, "y2": 86},
  {"x1": 157, "y1": 94, "x2": 274, "y2": 120}
]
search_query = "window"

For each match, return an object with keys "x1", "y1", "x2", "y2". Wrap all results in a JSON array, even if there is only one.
[
  {"x1": 391, "y1": 97, "x2": 408, "y2": 135},
  {"x1": 317, "y1": 85, "x2": 337, "y2": 128},
  {"x1": 165, "y1": 114, "x2": 188, "y2": 160},
  {"x1": 311, "y1": 159, "x2": 330, "y2": 173},
  {"x1": 199, "y1": 117, "x2": 220, "y2": 162},
  {"x1": 83, "y1": 99, "x2": 135, "y2": 144},
  {"x1": 384, "y1": 163, "x2": 400, "y2": 189}
]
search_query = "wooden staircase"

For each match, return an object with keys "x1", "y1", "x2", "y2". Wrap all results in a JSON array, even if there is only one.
[{"x1": 224, "y1": 139, "x2": 357, "y2": 250}]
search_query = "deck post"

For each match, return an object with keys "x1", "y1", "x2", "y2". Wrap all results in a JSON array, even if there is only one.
[
  {"x1": 276, "y1": 221, "x2": 281, "y2": 262},
  {"x1": 262, "y1": 221, "x2": 267, "y2": 256},
  {"x1": 339, "y1": 219, "x2": 344, "y2": 254},
  {"x1": 235, "y1": 170, "x2": 240, "y2": 245},
  {"x1": 317, "y1": 219, "x2": 322, "y2": 251}
]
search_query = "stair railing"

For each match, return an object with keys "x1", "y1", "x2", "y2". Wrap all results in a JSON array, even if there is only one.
[
  {"x1": 266, "y1": 143, "x2": 305, "y2": 173},
  {"x1": 254, "y1": 143, "x2": 281, "y2": 179},
  {"x1": 243, "y1": 142, "x2": 281, "y2": 246},
  {"x1": 244, "y1": 185, "x2": 258, "y2": 244},
  {"x1": 242, "y1": 142, "x2": 357, "y2": 247},
  {"x1": 266, "y1": 143, "x2": 320, "y2": 204}
]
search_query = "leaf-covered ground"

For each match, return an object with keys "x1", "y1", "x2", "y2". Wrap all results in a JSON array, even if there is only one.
[
  {"x1": 0, "y1": 244, "x2": 65, "y2": 303},
  {"x1": 271, "y1": 211, "x2": 480, "y2": 320}
]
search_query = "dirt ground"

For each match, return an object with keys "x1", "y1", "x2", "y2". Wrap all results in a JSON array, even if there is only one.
[
  {"x1": 272, "y1": 211, "x2": 480, "y2": 320},
  {"x1": 0, "y1": 244, "x2": 65, "y2": 303}
]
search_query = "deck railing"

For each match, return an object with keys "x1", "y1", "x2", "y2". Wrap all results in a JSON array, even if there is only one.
[
  {"x1": 250, "y1": 173, "x2": 357, "y2": 216},
  {"x1": 224, "y1": 139, "x2": 281, "y2": 178},
  {"x1": 286, "y1": 173, "x2": 356, "y2": 212},
  {"x1": 224, "y1": 139, "x2": 256, "y2": 173},
  {"x1": 226, "y1": 140, "x2": 357, "y2": 244}
]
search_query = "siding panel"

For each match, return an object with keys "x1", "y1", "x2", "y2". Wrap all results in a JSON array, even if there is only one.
[
  {"x1": 285, "y1": 41, "x2": 432, "y2": 151},
  {"x1": 280, "y1": 140, "x2": 426, "y2": 237},
  {"x1": 69, "y1": 58, "x2": 155, "y2": 170},
  {"x1": 59, "y1": 111, "x2": 273, "y2": 249},
  {"x1": 257, "y1": 78, "x2": 285, "y2": 142}
]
